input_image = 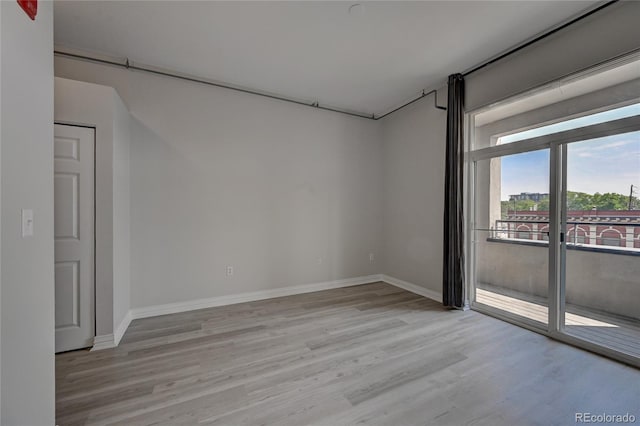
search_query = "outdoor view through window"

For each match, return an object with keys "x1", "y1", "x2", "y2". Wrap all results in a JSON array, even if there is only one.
[
  {"x1": 474, "y1": 98, "x2": 640, "y2": 360},
  {"x1": 498, "y1": 105, "x2": 640, "y2": 250}
]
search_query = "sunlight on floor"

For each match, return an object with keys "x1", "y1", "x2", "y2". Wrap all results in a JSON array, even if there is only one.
[{"x1": 476, "y1": 288, "x2": 618, "y2": 328}]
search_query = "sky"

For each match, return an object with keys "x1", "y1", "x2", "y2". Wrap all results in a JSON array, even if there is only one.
[
  {"x1": 498, "y1": 103, "x2": 640, "y2": 144},
  {"x1": 498, "y1": 103, "x2": 640, "y2": 201},
  {"x1": 500, "y1": 131, "x2": 640, "y2": 200}
]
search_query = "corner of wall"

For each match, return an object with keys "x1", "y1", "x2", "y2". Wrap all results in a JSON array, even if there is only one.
[
  {"x1": 111, "y1": 89, "x2": 132, "y2": 337},
  {"x1": 378, "y1": 93, "x2": 447, "y2": 297},
  {"x1": 1, "y1": 1, "x2": 55, "y2": 424}
]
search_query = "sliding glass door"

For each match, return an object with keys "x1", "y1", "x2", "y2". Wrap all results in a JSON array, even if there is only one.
[
  {"x1": 473, "y1": 149, "x2": 550, "y2": 330},
  {"x1": 560, "y1": 131, "x2": 640, "y2": 359},
  {"x1": 469, "y1": 103, "x2": 640, "y2": 366}
]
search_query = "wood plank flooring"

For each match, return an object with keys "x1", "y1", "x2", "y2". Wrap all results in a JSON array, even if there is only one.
[
  {"x1": 476, "y1": 286, "x2": 640, "y2": 358},
  {"x1": 56, "y1": 282, "x2": 640, "y2": 426}
]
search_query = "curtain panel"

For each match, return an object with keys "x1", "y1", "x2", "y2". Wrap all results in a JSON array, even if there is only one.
[{"x1": 442, "y1": 73, "x2": 465, "y2": 308}]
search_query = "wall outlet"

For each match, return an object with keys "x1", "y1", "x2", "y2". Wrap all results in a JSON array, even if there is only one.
[
  {"x1": 22, "y1": 209, "x2": 34, "y2": 237},
  {"x1": 369, "y1": 253, "x2": 375, "y2": 263},
  {"x1": 226, "y1": 266, "x2": 234, "y2": 276},
  {"x1": 317, "y1": 257, "x2": 323, "y2": 265}
]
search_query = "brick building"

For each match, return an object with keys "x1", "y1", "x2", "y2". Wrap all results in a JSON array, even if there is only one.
[{"x1": 497, "y1": 209, "x2": 640, "y2": 249}]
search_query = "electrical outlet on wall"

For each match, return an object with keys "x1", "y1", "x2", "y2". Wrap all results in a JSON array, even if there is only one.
[
  {"x1": 369, "y1": 253, "x2": 375, "y2": 263},
  {"x1": 226, "y1": 266, "x2": 234, "y2": 276},
  {"x1": 22, "y1": 209, "x2": 34, "y2": 237}
]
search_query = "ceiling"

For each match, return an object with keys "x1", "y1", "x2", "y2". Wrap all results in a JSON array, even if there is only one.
[{"x1": 54, "y1": 1, "x2": 600, "y2": 116}]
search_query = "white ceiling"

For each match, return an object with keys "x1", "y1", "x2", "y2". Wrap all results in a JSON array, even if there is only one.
[{"x1": 54, "y1": 1, "x2": 600, "y2": 116}]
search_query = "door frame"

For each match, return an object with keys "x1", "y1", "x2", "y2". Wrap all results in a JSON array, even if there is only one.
[
  {"x1": 54, "y1": 122, "x2": 97, "y2": 348},
  {"x1": 466, "y1": 115, "x2": 640, "y2": 368}
]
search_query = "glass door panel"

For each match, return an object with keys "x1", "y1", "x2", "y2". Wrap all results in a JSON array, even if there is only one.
[
  {"x1": 561, "y1": 131, "x2": 640, "y2": 357},
  {"x1": 473, "y1": 149, "x2": 550, "y2": 328}
]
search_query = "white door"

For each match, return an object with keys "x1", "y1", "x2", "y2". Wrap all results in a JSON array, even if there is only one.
[{"x1": 54, "y1": 124, "x2": 95, "y2": 353}]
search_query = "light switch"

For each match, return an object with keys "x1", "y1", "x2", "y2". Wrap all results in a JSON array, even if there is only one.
[{"x1": 22, "y1": 209, "x2": 34, "y2": 237}]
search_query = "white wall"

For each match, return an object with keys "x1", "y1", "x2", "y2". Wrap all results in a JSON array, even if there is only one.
[
  {"x1": 55, "y1": 58, "x2": 383, "y2": 309},
  {"x1": 54, "y1": 78, "x2": 131, "y2": 341},
  {"x1": 112, "y1": 92, "x2": 131, "y2": 335},
  {"x1": 1, "y1": 2, "x2": 55, "y2": 425},
  {"x1": 380, "y1": 93, "x2": 447, "y2": 293}
]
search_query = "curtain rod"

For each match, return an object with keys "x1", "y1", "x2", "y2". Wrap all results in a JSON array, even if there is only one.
[
  {"x1": 381, "y1": 0, "x2": 619, "y2": 118},
  {"x1": 54, "y1": 0, "x2": 617, "y2": 121}
]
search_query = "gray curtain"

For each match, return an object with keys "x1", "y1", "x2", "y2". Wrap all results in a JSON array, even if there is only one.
[{"x1": 442, "y1": 73, "x2": 465, "y2": 308}]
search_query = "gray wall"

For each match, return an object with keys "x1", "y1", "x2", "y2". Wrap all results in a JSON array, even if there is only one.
[
  {"x1": 477, "y1": 241, "x2": 640, "y2": 321},
  {"x1": 112, "y1": 92, "x2": 131, "y2": 334},
  {"x1": 466, "y1": 1, "x2": 640, "y2": 111},
  {"x1": 55, "y1": 57, "x2": 383, "y2": 309},
  {"x1": 0, "y1": 1, "x2": 633, "y2": 423},
  {"x1": 54, "y1": 78, "x2": 132, "y2": 340},
  {"x1": 380, "y1": 93, "x2": 447, "y2": 293},
  {"x1": 379, "y1": 0, "x2": 640, "y2": 297},
  {"x1": 1, "y1": 2, "x2": 55, "y2": 425},
  {"x1": 53, "y1": 0, "x2": 640, "y2": 312},
  {"x1": 474, "y1": 77, "x2": 640, "y2": 150}
]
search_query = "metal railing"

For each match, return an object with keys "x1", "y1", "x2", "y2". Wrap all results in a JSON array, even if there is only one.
[{"x1": 488, "y1": 219, "x2": 640, "y2": 250}]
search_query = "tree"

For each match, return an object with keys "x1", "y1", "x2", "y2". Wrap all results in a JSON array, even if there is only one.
[
  {"x1": 501, "y1": 199, "x2": 539, "y2": 219},
  {"x1": 566, "y1": 191, "x2": 633, "y2": 211},
  {"x1": 502, "y1": 191, "x2": 639, "y2": 217}
]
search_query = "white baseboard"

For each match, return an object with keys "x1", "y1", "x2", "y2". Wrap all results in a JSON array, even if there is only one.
[
  {"x1": 107, "y1": 273, "x2": 440, "y2": 347},
  {"x1": 91, "y1": 334, "x2": 116, "y2": 351},
  {"x1": 91, "y1": 311, "x2": 133, "y2": 351},
  {"x1": 129, "y1": 274, "x2": 384, "y2": 320},
  {"x1": 114, "y1": 310, "x2": 133, "y2": 346},
  {"x1": 381, "y1": 274, "x2": 442, "y2": 303}
]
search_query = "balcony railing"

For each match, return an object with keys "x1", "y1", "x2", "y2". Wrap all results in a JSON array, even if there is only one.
[{"x1": 489, "y1": 219, "x2": 640, "y2": 252}]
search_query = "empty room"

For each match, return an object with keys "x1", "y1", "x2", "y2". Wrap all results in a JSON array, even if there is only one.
[{"x1": 2, "y1": 0, "x2": 640, "y2": 425}]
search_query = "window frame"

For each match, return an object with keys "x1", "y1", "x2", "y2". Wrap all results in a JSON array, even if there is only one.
[{"x1": 465, "y1": 62, "x2": 640, "y2": 368}]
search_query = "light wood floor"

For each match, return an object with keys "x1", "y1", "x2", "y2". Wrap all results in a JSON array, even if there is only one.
[{"x1": 56, "y1": 282, "x2": 640, "y2": 426}]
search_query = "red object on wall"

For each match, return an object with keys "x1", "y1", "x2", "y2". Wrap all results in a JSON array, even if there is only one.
[{"x1": 17, "y1": 0, "x2": 38, "y2": 20}]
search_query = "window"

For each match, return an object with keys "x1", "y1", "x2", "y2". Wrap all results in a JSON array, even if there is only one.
[
  {"x1": 497, "y1": 103, "x2": 640, "y2": 145},
  {"x1": 469, "y1": 54, "x2": 640, "y2": 365}
]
